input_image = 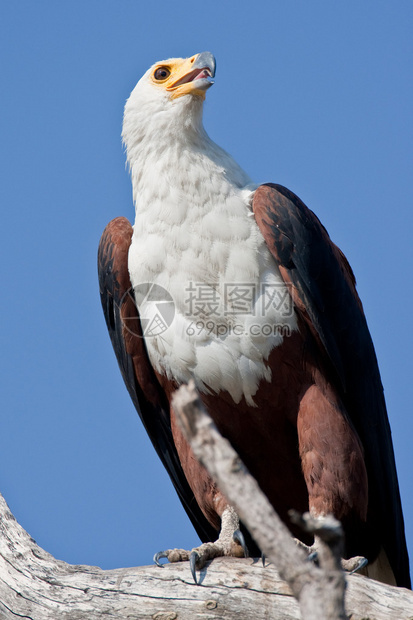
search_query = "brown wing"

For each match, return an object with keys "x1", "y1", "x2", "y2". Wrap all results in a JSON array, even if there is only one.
[
  {"x1": 97, "y1": 217, "x2": 217, "y2": 543},
  {"x1": 253, "y1": 183, "x2": 410, "y2": 588}
]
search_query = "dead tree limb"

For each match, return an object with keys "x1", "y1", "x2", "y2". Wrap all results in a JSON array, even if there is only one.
[{"x1": 0, "y1": 489, "x2": 412, "y2": 619}]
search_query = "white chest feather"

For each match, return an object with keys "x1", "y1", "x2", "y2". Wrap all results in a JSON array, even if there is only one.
[{"x1": 124, "y1": 93, "x2": 297, "y2": 405}]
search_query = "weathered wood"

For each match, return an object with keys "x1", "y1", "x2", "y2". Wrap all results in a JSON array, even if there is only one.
[{"x1": 0, "y1": 489, "x2": 412, "y2": 619}]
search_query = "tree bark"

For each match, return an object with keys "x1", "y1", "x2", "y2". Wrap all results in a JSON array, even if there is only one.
[{"x1": 0, "y1": 490, "x2": 412, "y2": 619}]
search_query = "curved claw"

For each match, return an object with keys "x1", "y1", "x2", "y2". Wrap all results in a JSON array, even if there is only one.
[
  {"x1": 153, "y1": 550, "x2": 169, "y2": 567},
  {"x1": 261, "y1": 552, "x2": 266, "y2": 567},
  {"x1": 190, "y1": 551, "x2": 200, "y2": 584},
  {"x1": 233, "y1": 529, "x2": 249, "y2": 558},
  {"x1": 350, "y1": 557, "x2": 368, "y2": 575}
]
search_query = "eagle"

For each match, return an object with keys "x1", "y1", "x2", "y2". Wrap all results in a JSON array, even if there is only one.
[{"x1": 98, "y1": 52, "x2": 410, "y2": 588}]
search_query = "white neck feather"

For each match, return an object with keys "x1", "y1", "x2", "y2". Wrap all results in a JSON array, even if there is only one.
[{"x1": 123, "y1": 89, "x2": 252, "y2": 209}]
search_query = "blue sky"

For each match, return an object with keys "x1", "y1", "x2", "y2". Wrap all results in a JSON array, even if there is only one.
[{"x1": 1, "y1": 1, "x2": 412, "y2": 574}]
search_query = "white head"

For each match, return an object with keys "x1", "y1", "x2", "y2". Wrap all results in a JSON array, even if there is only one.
[
  {"x1": 122, "y1": 52, "x2": 216, "y2": 162},
  {"x1": 122, "y1": 52, "x2": 251, "y2": 207}
]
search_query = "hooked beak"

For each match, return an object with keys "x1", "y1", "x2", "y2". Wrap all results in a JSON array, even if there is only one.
[{"x1": 167, "y1": 52, "x2": 216, "y2": 100}]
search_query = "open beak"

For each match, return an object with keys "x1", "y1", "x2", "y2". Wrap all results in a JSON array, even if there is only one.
[{"x1": 167, "y1": 52, "x2": 216, "y2": 99}]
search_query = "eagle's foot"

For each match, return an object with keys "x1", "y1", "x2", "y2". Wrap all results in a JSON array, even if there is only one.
[{"x1": 153, "y1": 506, "x2": 248, "y2": 584}]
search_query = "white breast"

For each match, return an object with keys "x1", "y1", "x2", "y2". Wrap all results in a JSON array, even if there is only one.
[{"x1": 128, "y1": 154, "x2": 297, "y2": 405}]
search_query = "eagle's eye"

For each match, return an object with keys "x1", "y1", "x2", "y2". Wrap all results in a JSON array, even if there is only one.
[{"x1": 154, "y1": 67, "x2": 170, "y2": 81}]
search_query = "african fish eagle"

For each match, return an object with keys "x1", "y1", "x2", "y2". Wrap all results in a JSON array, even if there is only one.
[{"x1": 98, "y1": 52, "x2": 410, "y2": 588}]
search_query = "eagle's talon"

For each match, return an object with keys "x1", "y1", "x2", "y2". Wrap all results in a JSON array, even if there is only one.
[
  {"x1": 341, "y1": 555, "x2": 368, "y2": 574},
  {"x1": 261, "y1": 552, "x2": 266, "y2": 567},
  {"x1": 153, "y1": 550, "x2": 168, "y2": 567},
  {"x1": 190, "y1": 550, "x2": 200, "y2": 584},
  {"x1": 349, "y1": 557, "x2": 368, "y2": 574},
  {"x1": 232, "y1": 529, "x2": 249, "y2": 558}
]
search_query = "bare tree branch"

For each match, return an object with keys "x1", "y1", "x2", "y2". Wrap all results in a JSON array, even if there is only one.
[{"x1": 1, "y1": 489, "x2": 413, "y2": 619}]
